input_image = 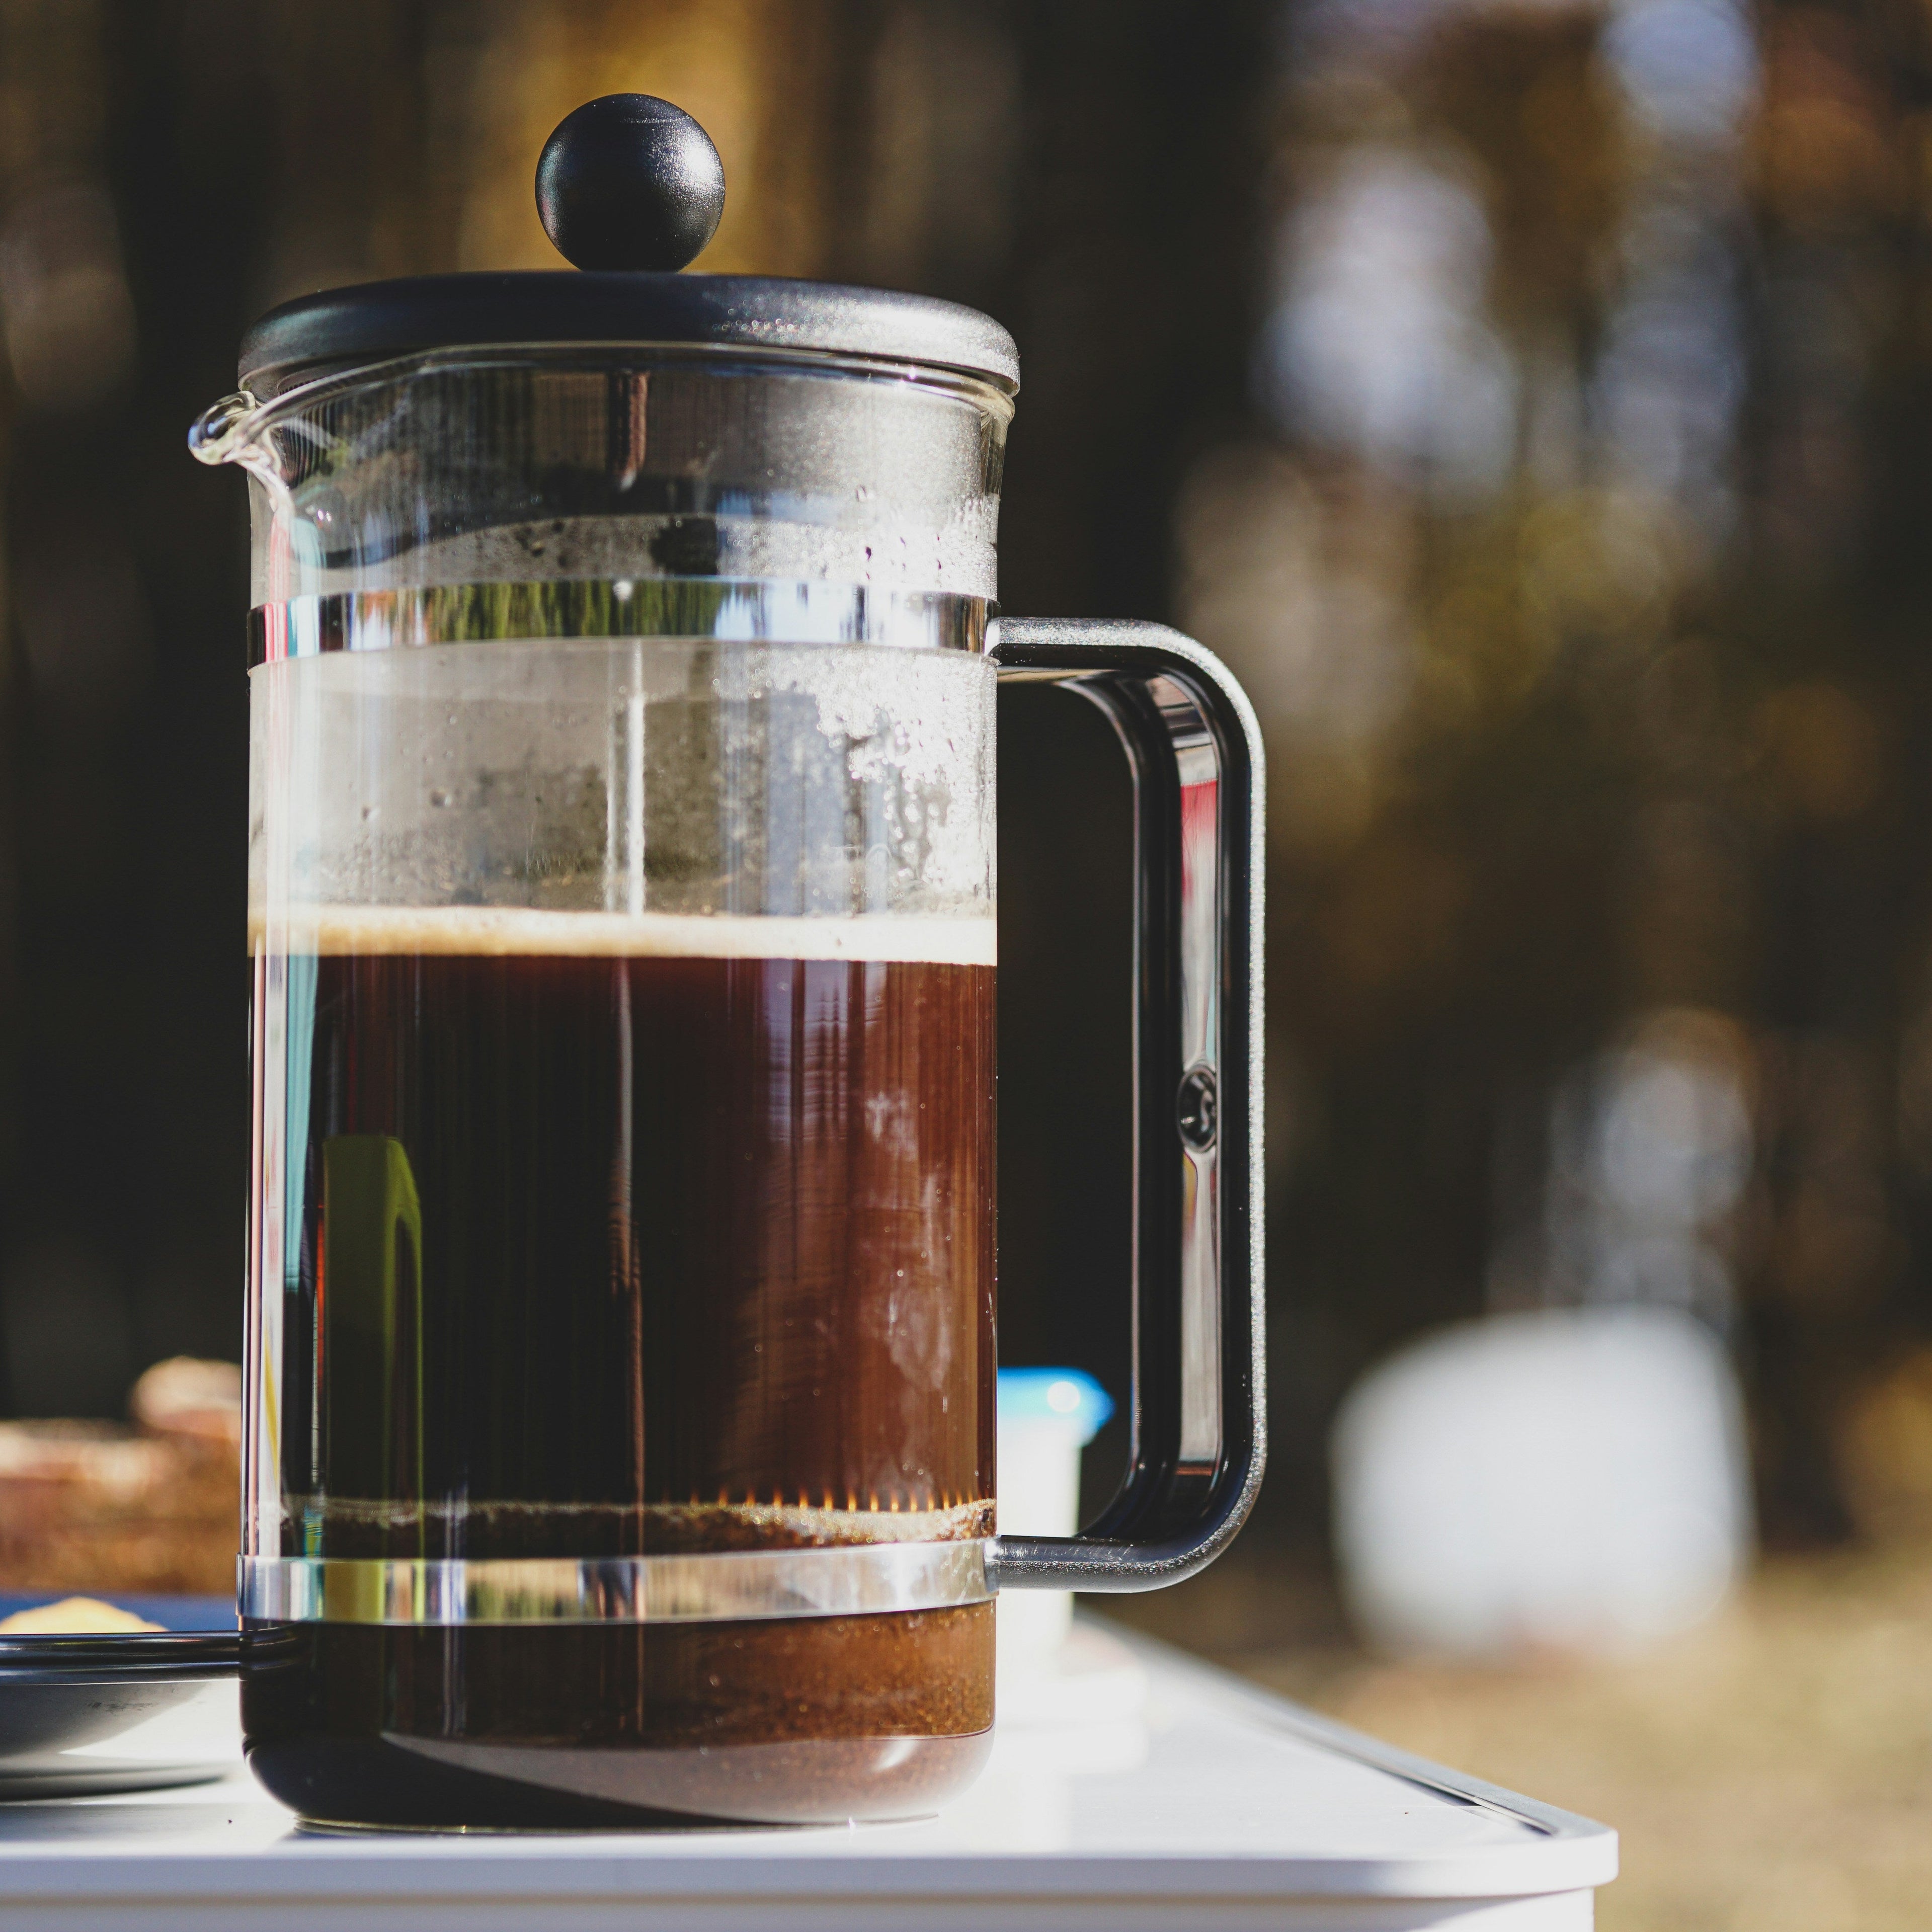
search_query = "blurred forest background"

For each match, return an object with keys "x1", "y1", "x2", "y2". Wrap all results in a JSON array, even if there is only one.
[{"x1": 8, "y1": 1, "x2": 1932, "y2": 1921}]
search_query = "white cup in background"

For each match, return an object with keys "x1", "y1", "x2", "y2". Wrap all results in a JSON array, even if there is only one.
[{"x1": 995, "y1": 1369, "x2": 1113, "y2": 1681}]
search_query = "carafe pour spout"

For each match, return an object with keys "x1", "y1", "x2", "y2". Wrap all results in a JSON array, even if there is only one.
[{"x1": 185, "y1": 390, "x2": 261, "y2": 469}]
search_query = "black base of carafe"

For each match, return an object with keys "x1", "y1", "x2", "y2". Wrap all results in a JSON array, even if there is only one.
[
  {"x1": 240, "y1": 1609, "x2": 997, "y2": 1829},
  {"x1": 246, "y1": 1728, "x2": 996, "y2": 1830},
  {"x1": 247, "y1": 1734, "x2": 707, "y2": 1830}
]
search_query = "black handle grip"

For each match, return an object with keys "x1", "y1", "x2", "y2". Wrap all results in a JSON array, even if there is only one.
[{"x1": 988, "y1": 620, "x2": 1265, "y2": 1591}]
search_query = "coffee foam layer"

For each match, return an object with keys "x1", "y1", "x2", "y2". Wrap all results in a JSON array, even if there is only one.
[{"x1": 248, "y1": 904, "x2": 997, "y2": 967}]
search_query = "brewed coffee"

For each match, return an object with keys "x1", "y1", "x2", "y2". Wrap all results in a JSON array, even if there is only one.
[{"x1": 243, "y1": 907, "x2": 997, "y2": 1824}]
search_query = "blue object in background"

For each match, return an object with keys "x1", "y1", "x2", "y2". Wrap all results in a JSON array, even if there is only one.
[{"x1": 996, "y1": 1368, "x2": 1114, "y2": 1444}]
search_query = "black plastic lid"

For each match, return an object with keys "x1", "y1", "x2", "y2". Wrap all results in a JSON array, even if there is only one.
[
  {"x1": 239, "y1": 271, "x2": 1020, "y2": 397},
  {"x1": 239, "y1": 93, "x2": 1019, "y2": 399}
]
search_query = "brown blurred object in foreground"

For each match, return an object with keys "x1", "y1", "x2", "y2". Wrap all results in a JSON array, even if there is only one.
[{"x1": 0, "y1": 1359, "x2": 239, "y2": 1596}]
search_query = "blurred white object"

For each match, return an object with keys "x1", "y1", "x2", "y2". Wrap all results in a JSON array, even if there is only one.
[
  {"x1": 995, "y1": 1370, "x2": 1112, "y2": 1682},
  {"x1": 1332, "y1": 1305, "x2": 1752, "y2": 1658}
]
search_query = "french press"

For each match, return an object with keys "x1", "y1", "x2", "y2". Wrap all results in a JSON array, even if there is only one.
[{"x1": 194, "y1": 95, "x2": 1264, "y2": 1828}]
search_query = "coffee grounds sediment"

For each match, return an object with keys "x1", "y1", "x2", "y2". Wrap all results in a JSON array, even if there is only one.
[
  {"x1": 243, "y1": 1601, "x2": 996, "y2": 1825},
  {"x1": 282, "y1": 1495, "x2": 995, "y2": 1558}
]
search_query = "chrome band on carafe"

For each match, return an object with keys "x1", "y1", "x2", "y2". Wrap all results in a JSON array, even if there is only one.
[
  {"x1": 239, "y1": 1539, "x2": 994, "y2": 1626},
  {"x1": 247, "y1": 579, "x2": 988, "y2": 667}
]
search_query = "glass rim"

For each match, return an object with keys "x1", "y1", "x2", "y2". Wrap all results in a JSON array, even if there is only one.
[{"x1": 211, "y1": 338, "x2": 1016, "y2": 464}]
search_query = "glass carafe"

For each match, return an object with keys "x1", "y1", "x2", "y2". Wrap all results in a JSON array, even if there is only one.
[{"x1": 194, "y1": 98, "x2": 1263, "y2": 1830}]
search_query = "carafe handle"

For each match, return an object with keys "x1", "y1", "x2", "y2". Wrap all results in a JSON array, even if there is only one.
[{"x1": 987, "y1": 620, "x2": 1265, "y2": 1591}]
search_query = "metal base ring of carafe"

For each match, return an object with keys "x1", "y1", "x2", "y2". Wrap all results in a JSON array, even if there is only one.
[{"x1": 239, "y1": 1540, "x2": 994, "y2": 1625}]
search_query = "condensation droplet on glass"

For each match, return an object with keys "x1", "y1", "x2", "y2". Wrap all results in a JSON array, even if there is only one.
[{"x1": 429, "y1": 788, "x2": 451, "y2": 808}]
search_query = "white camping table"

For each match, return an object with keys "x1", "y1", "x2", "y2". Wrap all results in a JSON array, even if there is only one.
[{"x1": 0, "y1": 1623, "x2": 1615, "y2": 1930}]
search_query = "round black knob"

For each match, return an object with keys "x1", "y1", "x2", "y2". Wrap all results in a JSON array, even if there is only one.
[{"x1": 536, "y1": 95, "x2": 725, "y2": 273}]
